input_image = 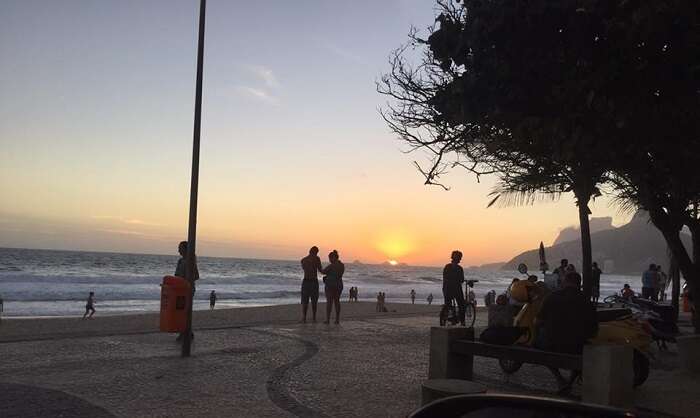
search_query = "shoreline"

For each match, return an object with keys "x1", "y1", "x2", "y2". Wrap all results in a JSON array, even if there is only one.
[{"x1": 0, "y1": 299, "x2": 441, "y2": 319}]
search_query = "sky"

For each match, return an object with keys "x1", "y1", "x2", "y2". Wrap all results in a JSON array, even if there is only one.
[{"x1": 0, "y1": 0, "x2": 633, "y2": 266}]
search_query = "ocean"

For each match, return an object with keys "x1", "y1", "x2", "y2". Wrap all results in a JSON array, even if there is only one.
[{"x1": 0, "y1": 247, "x2": 640, "y2": 317}]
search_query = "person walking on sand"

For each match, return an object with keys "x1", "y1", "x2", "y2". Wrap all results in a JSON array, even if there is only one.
[
  {"x1": 209, "y1": 290, "x2": 217, "y2": 310},
  {"x1": 322, "y1": 250, "x2": 345, "y2": 324},
  {"x1": 175, "y1": 241, "x2": 199, "y2": 341},
  {"x1": 301, "y1": 246, "x2": 323, "y2": 323},
  {"x1": 443, "y1": 250, "x2": 466, "y2": 326},
  {"x1": 83, "y1": 291, "x2": 96, "y2": 319},
  {"x1": 410, "y1": 289, "x2": 416, "y2": 304},
  {"x1": 427, "y1": 293, "x2": 433, "y2": 305}
]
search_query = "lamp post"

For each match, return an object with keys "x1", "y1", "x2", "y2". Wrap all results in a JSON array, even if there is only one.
[{"x1": 182, "y1": 0, "x2": 206, "y2": 358}]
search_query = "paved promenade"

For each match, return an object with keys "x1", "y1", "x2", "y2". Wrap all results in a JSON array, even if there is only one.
[{"x1": 0, "y1": 303, "x2": 696, "y2": 417}]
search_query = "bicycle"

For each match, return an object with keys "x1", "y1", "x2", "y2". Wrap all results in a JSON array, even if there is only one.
[{"x1": 439, "y1": 280, "x2": 478, "y2": 327}]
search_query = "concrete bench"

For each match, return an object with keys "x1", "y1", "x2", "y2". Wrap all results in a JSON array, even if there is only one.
[{"x1": 428, "y1": 327, "x2": 634, "y2": 408}]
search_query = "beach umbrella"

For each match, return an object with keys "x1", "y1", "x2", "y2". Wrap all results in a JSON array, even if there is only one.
[
  {"x1": 538, "y1": 241, "x2": 549, "y2": 273},
  {"x1": 182, "y1": 0, "x2": 207, "y2": 358}
]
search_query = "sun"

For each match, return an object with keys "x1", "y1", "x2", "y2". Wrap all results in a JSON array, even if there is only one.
[{"x1": 388, "y1": 260, "x2": 399, "y2": 266}]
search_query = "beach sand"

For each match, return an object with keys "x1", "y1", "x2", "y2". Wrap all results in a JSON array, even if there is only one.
[{"x1": 0, "y1": 301, "x2": 441, "y2": 343}]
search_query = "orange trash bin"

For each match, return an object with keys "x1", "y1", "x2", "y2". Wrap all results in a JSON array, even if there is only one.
[{"x1": 160, "y1": 275, "x2": 191, "y2": 332}]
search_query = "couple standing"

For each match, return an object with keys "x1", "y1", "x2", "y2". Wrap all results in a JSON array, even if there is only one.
[{"x1": 301, "y1": 246, "x2": 345, "y2": 324}]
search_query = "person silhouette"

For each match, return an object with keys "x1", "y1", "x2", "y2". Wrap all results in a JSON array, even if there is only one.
[
  {"x1": 209, "y1": 290, "x2": 217, "y2": 310},
  {"x1": 175, "y1": 241, "x2": 199, "y2": 341},
  {"x1": 322, "y1": 250, "x2": 344, "y2": 324},
  {"x1": 82, "y1": 291, "x2": 96, "y2": 319},
  {"x1": 300, "y1": 246, "x2": 323, "y2": 323},
  {"x1": 443, "y1": 250, "x2": 466, "y2": 326}
]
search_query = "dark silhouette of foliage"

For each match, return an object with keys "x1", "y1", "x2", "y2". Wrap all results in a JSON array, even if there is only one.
[{"x1": 379, "y1": 0, "x2": 700, "y2": 312}]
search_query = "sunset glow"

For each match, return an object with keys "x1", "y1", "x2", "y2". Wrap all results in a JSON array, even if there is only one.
[
  {"x1": 388, "y1": 260, "x2": 398, "y2": 266},
  {"x1": 0, "y1": 1, "x2": 634, "y2": 267}
]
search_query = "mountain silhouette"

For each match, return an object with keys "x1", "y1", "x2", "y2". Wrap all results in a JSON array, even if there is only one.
[{"x1": 501, "y1": 211, "x2": 690, "y2": 274}]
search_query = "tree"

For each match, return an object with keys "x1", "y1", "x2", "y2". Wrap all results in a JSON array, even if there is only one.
[
  {"x1": 601, "y1": 0, "x2": 700, "y2": 331},
  {"x1": 379, "y1": 0, "x2": 623, "y2": 298}
]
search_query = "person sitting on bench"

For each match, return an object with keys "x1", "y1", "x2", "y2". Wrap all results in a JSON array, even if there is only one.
[{"x1": 535, "y1": 271, "x2": 598, "y2": 394}]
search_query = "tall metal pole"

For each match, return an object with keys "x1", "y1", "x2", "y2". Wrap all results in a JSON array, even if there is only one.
[{"x1": 182, "y1": 0, "x2": 206, "y2": 358}]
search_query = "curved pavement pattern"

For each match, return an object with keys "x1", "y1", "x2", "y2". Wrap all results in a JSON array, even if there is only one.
[
  {"x1": 251, "y1": 329, "x2": 326, "y2": 418},
  {"x1": 0, "y1": 382, "x2": 115, "y2": 418}
]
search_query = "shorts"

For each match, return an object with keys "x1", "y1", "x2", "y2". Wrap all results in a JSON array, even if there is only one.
[
  {"x1": 301, "y1": 280, "x2": 319, "y2": 305},
  {"x1": 85, "y1": 304, "x2": 95, "y2": 312}
]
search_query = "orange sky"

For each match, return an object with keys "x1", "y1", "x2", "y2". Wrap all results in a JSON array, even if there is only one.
[{"x1": 0, "y1": 1, "x2": 633, "y2": 266}]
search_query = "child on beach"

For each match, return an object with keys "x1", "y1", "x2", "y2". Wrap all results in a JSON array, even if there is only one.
[
  {"x1": 83, "y1": 292, "x2": 95, "y2": 319},
  {"x1": 209, "y1": 290, "x2": 216, "y2": 310},
  {"x1": 427, "y1": 293, "x2": 433, "y2": 305}
]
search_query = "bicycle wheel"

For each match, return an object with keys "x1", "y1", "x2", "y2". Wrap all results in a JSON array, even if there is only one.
[
  {"x1": 603, "y1": 295, "x2": 618, "y2": 304},
  {"x1": 464, "y1": 302, "x2": 476, "y2": 327}
]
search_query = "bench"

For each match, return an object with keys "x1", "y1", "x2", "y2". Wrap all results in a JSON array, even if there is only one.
[
  {"x1": 452, "y1": 339, "x2": 582, "y2": 379},
  {"x1": 428, "y1": 327, "x2": 634, "y2": 408}
]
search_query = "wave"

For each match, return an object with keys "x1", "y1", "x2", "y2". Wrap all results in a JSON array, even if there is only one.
[
  {"x1": 0, "y1": 272, "x2": 302, "y2": 286},
  {"x1": 0, "y1": 289, "x2": 300, "y2": 302}
]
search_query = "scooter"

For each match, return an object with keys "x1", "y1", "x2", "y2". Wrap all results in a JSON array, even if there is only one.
[
  {"x1": 603, "y1": 294, "x2": 679, "y2": 350},
  {"x1": 498, "y1": 265, "x2": 652, "y2": 387}
]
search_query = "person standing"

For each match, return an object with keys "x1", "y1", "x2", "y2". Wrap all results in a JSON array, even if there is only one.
[
  {"x1": 175, "y1": 241, "x2": 199, "y2": 341},
  {"x1": 0, "y1": 294, "x2": 3, "y2": 322},
  {"x1": 641, "y1": 264, "x2": 658, "y2": 301},
  {"x1": 552, "y1": 259, "x2": 569, "y2": 289},
  {"x1": 591, "y1": 262, "x2": 602, "y2": 303},
  {"x1": 656, "y1": 265, "x2": 668, "y2": 301},
  {"x1": 442, "y1": 250, "x2": 466, "y2": 326},
  {"x1": 427, "y1": 293, "x2": 434, "y2": 305},
  {"x1": 410, "y1": 289, "x2": 416, "y2": 304},
  {"x1": 322, "y1": 250, "x2": 344, "y2": 324},
  {"x1": 209, "y1": 290, "x2": 217, "y2": 310},
  {"x1": 300, "y1": 246, "x2": 323, "y2": 323},
  {"x1": 82, "y1": 291, "x2": 96, "y2": 319}
]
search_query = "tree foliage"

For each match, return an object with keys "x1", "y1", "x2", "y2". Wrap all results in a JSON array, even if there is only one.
[{"x1": 379, "y1": 0, "x2": 700, "y2": 312}]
